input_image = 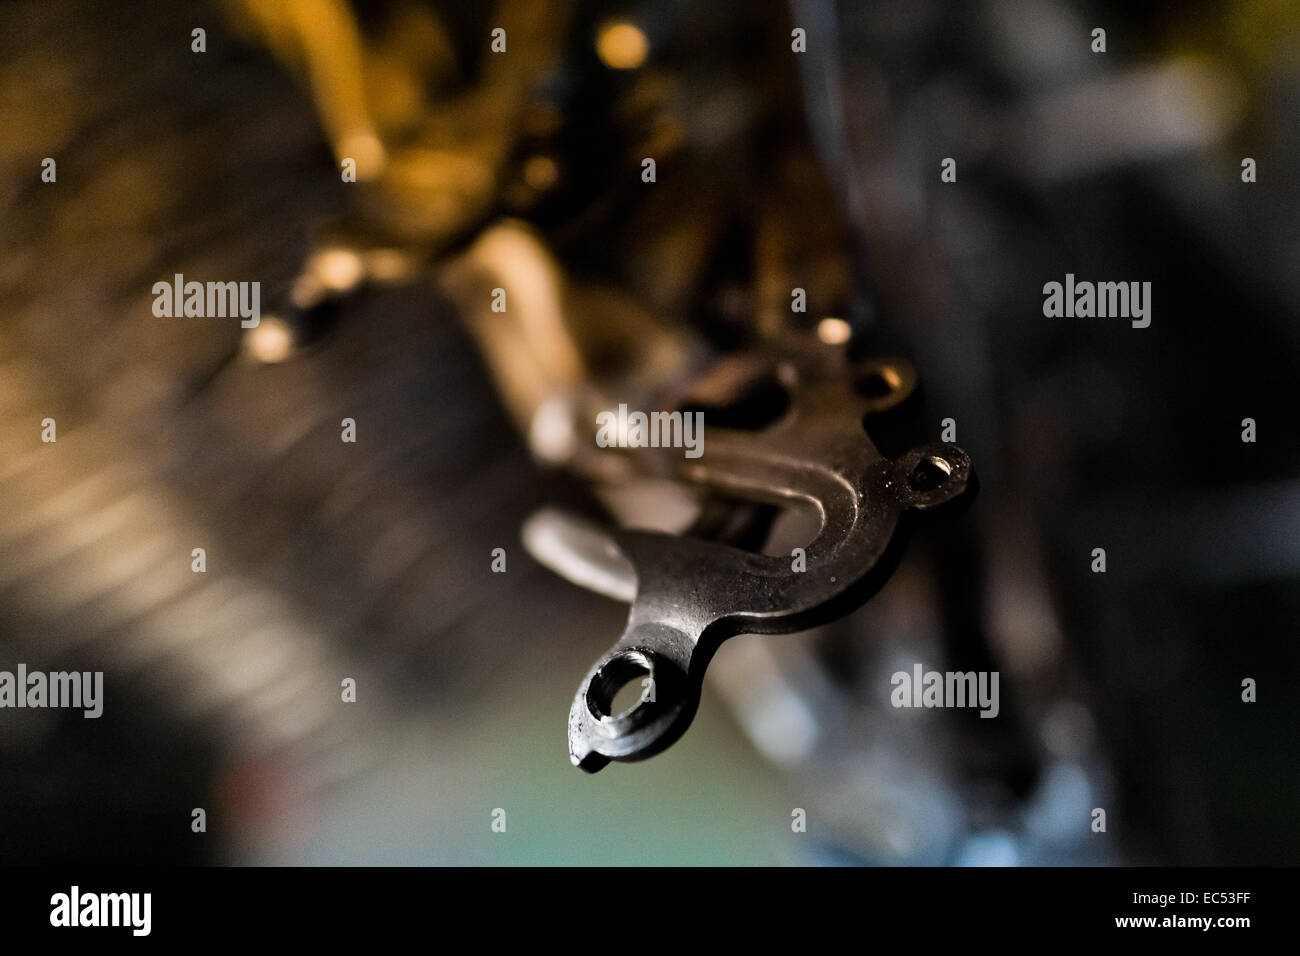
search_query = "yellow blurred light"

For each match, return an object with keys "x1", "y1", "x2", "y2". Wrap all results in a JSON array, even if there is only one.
[
  {"x1": 244, "y1": 316, "x2": 296, "y2": 364},
  {"x1": 310, "y1": 248, "x2": 365, "y2": 293},
  {"x1": 364, "y1": 248, "x2": 413, "y2": 281},
  {"x1": 817, "y1": 317, "x2": 852, "y2": 345},
  {"x1": 597, "y1": 22, "x2": 649, "y2": 70},
  {"x1": 523, "y1": 155, "x2": 559, "y2": 191},
  {"x1": 339, "y1": 130, "x2": 387, "y2": 180}
]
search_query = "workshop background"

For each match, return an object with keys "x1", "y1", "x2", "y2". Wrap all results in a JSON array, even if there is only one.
[{"x1": 0, "y1": 0, "x2": 1297, "y2": 865}]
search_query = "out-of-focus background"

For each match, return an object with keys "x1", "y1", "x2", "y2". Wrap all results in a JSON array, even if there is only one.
[{"x1": 0, "y1": 0, "x2": 1297, "y2": 865}]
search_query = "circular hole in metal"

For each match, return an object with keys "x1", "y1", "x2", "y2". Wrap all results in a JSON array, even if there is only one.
[
  {"x1": 855, "y1": 365, "x2": 902, "y2": 399},
  {"x1": 908, "y1": 455, "x2": 952, "y2": 492},
  {"x1": 588, "y1": 651, "x2": 654, "y2": 719},
  {"x1": 609, "y1": 678, "x2": 645, "y2": 717},
  {"x1": 679, "y1": 377, "x2": 790, "y2": 431}
]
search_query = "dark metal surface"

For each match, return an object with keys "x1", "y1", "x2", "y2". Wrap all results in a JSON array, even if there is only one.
[{"x1": 558, "y1": 345, "x2": 975, "y2": 770}]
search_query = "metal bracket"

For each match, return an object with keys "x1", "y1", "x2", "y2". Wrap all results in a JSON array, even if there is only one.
[{"x1": 528, "y1": 345, "x2": 975, "y2": 771}]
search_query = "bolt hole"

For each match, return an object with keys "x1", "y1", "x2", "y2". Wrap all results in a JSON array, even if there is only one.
[
  {"x1": 609, "y1": 679, "x2": 645, "y2": 717},
  {"x1": 854, "y1": 365, "x2": 902, "y2": 399},
  {"x1": 588, "y1": 651, "x2": 654, "y2": 719},
  {"x1": 679, "y1": 377, "x2": 790, "y2": 431},
  {"x1": 908, "y1": 455, "x2": 952, "y2": 492}
]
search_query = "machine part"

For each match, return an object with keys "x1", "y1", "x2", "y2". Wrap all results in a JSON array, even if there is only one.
[{"x1": 535, "y1": 345, "x2": 975, "y2": 771}]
